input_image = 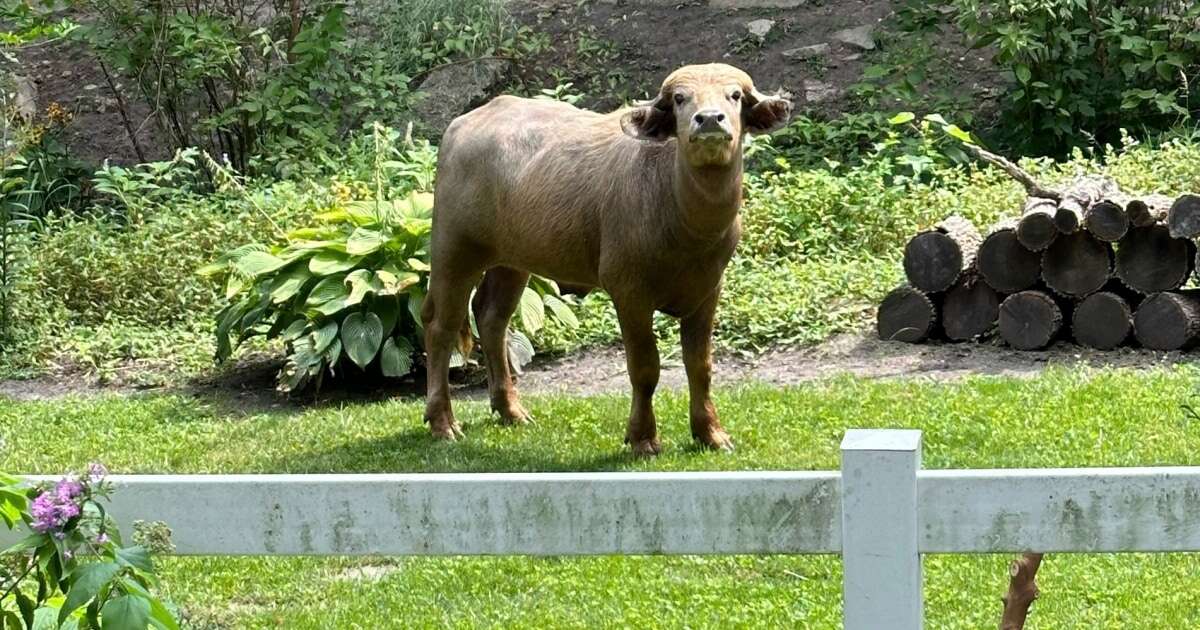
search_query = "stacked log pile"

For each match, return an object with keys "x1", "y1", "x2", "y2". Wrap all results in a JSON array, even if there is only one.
[{"x1": 877, "y1": 147, "x2": 1200, "y2": 352}]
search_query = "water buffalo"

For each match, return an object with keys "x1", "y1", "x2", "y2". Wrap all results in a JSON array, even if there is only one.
[{"x1": 422, "y1": 63, "x2": 792, "y2": 455}]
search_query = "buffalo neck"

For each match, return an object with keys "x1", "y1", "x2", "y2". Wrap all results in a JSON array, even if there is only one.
[{"x1": 671, "y1": 147, "x2": 743, "y2": 242}]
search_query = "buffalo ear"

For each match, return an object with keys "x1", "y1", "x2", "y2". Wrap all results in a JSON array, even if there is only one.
[
  {"x1": 620, "y1": 99, "x2": 676, "y2": 141},
  {"x1": 744, "y1": 92, "x2": 793, "y2": 135}
]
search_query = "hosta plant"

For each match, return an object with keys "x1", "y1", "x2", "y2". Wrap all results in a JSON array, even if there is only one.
[{"x1": 203, "y1": 190, "x2": 579, "y2": 392}]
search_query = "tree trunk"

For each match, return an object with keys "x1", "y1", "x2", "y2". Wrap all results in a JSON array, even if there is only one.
[
  {"x1": 1126, "y1": 193, "x2": 1172, "y2": 228},
  {"x1": 943, "y1": 272, "x2": 1001, "y2": 341},
  {"x1": 978, "y1": 218, "x2": 1042, "y2": 293},
  {"x1": 999, "y1": 290, "x2": 1063, "y2": 350},
  {"x1": 1083, "y1": 195, "x2": 1130, "y2": 242},
  {"x1": 1167, "y1": 194, "x2": 1200, "y2": 239},
  {"x1": 1072, "y1": 291, "x2": 1133, "y2": 350},
  {"x1": 1114, "y1": 224, "x2": 1195, "y2": 294},
  {"x1": 903, "y1": 215, "x2": 982, "y2": 293},
  {"x1": 1133, "y1": 291, "x2": 1200, "y2": 351},
  {"x1": 877, "y1": 285, "x2": 938, "y2": 343},
  {"x1": 1041, "y1": 231, "x2": 1112, "y2": 298},
  {"x1": 1054, "y1": 176, "x2": 1118, "y2": 234},
  {"x1": 1017, "y1": 198, "x2": 1059, "y2": 251},
  {"x1": 999, "y1": 553, "x2": 1044, "y2": 630}
]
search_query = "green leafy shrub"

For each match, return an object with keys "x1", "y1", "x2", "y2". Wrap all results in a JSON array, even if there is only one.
[
  {"x1": 204, "y1": 190, "x2": 580, "y2": 392},
  {"x1": 1, "y1": 466, "x2": 178, "y2": 629},
  {"x1": 943, "y1": 0, "x2": 1200, "y2": 156},
  {"x1": 202, "y1": 192, "x2": 436, "y2": 392}
]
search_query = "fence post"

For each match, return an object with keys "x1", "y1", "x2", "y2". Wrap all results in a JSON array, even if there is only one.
[{"x1": 840, "y1": 429, "x2": 923, "y2": 630}]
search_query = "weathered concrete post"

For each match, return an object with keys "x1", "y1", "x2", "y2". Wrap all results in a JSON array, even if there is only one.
[{"x1": 840, "y1": 429, "x2": 923, "y2": 630}]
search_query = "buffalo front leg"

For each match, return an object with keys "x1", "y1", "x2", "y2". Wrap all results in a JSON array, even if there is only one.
[
  {"x1": 473, "y1": 266, "x2": 533, "y2": 425},
  {"x1": 422, "y1": 264, "x2": 477, "y2": 441},
  {"x1": 615, "y1": 302, "x2": 661, "y2": 456},
  {"x1": 681, "y1": 290, "x2": 733, "y2": 451}
]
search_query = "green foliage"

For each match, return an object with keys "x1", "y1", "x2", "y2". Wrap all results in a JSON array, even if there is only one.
[
  {"x1": 1, "y1": 467, "x2": 178, "y2": 629},
  {"x1": 0, "y1": 0, "x2": 76, "y2": 63},
  {"x1": 90, "y1": 150, "x2": 201, "y2": 224},
  {"x1": 74, "y1": 1, "x2": 409, "y2": 177},
  {"x1": 203, "y1": 191, "x2": 437, "y2": 392},
  {"x1": 942, "y1": 0, "x2": 1200, "y2": 156}
]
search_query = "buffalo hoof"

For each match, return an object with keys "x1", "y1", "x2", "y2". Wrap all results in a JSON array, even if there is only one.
[
  {"x1": 494, "y1": 400, "x2": 534, "y2": 426},
  {"x1": 695, "y1": 428, "x2": 735, "y2": 453},
  {"x1": 429, "y1": 416, "x2": 465, "y2": 441},
  {"x1": 628, "y1": 437, "x2": 662, "y2": 457}
]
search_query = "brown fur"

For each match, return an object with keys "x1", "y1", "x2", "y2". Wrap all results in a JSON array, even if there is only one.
[{"x1": 422, "y1": 63, "x2": 792, "y2": 454}]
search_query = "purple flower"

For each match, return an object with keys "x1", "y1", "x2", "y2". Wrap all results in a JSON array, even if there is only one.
[
  {"x1": 88, "y1": 462, "x2": 108, "y2": 482},
  {"x1": 96, "y1": 532, "x2": 110, "y2": 545},
  {"x1": 30, "y1": 492, "x2": 61, "y2": 533},
  {"x1": 29, "y1": 477, "x2": 86, "y2": 534},
  {"x1": 55, "y1": 479, "x2": 83, "y2": 502}
]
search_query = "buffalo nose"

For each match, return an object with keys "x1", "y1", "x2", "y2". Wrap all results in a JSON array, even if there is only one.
[{"x1": 692, "y1": 110, "x2": 726, "y2": 126}]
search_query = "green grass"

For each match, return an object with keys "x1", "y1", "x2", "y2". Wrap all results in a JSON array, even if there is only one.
[{"x1": 5, "y1": 367, "x2": 1200, "y2": 627}]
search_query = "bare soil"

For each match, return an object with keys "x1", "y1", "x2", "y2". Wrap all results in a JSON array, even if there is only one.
[
  {"x1": 511, "y1": 0, "x2": 1003, "y2": 117},
  {"x1": 1, "y1": 333, "x2": 1190, "y2": 406}
]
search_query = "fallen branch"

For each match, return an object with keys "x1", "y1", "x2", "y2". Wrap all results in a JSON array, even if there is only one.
[
  {"x1": 962, "y1": 143, "x2": 1062, "y2": 202},
  {"x1": 999, "y1": 552, "x2": 1043, "y2": 630}
]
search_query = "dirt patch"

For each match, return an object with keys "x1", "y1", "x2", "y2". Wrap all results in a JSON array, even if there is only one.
[
  {"x1": 15, "y1": 37, "x2": 169, "y2": 166},
  {"x1": 511, "y1": 333, "x2": 1194, "y2": 396},
  {"x1": 509, "y1": 0, "x2": 1004, "y2": 120},
  {"x1": 1, "y1": 331, "x2": 1188, "y2": 404},
  {"x1": 513, "y1": 0, "x2": 891, "y2": 112}
]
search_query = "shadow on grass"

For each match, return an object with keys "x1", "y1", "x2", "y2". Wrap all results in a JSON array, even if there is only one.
[
  {"x1": 263, "y1": 423, "x2": 636, "y2": 474},
  {"x1": 177, "y1": 354, "x2": 497, "y2": 417}
]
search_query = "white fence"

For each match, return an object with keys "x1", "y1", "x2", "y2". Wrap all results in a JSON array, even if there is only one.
[{"x1": 7, "y1": 429, "x2": 1200, "y2": 629}]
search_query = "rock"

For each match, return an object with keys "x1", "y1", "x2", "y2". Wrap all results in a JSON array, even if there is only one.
[
  {"x1": 95, "y1": 97, "x2": 119, "y2": 114},
  {"x1": 804, "y1": 80, "x2": 841, "y2": 104},
  {"x1": 410, "y1": 58, "x2": 514, "y2": 138},
  {"x1": 11, "y1": 75, "x2": 37, "y2": 121},
  {"x1": 842, "y1": 53, "x2": 862, "y2": 62},
  {"x1": 832, "y1": 24, "x2": 876, "y2": 50},
  {"x1": 746, "y1": 19, "x2": 775, "y2": 41},
  {"x1": 782, "y1": 43, "x2": 830, "y2": 61}
]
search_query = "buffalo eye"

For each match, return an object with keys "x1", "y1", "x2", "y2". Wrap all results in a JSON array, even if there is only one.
[
  {"x1": 730, "y1": 90, "x2": 742, "y2": 102},
  {"x1": 673, "y1": 93, "x2": 685, "y2": 105}
]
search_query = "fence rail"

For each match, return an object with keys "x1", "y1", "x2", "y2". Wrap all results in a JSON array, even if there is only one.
[{"x1": 6, "y1": 429, "x2": 1200, "y2": 630}]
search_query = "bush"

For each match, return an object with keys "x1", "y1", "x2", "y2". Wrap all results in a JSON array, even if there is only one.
[
  {"x1": 202, "y1": 130, "x2": 579, "y2": 391},
  {"x1": 942, "y1": 0, "x2": 1200, "y2": 156}
]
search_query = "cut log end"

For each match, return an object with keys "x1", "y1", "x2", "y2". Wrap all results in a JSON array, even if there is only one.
[
  {"x1": 1054, "y1": 202, "x2": 1082, "y2": 234},
  {"x1": 1072, "y1": 292, "x2": 1132, "y2": 350},
  {"x1": 1083, "y1": 200, "x2": 1129, "y2": 242},
  {"x1": 1115, "y1": 225, "x2": 1194, "y2": 294},
  {"x1": 1126, "y1": 194, "x2": 1172, "y2": 228},
  {"x1": 1167, "y1": 194, "x2": 1200, "y2": 239},
  {"x1": 943, "y1": 275, "x2": 1001, "y2": 341},
  {"x1": 1041, "y1": 232, "x2": 1112, "y2": 298},
  {"x1": 903, "y1": 216, "x2": 982, "y2": 293},
  {"x1": 999, "y1": 291, "x2": 1063, "y2": 350},
  {"x1": 978, "y1": 225, "x2": 1041, "y2": 293},
  {"x1": 1017, "y1": 198, "x2": 1058, "y2": 251},
  {"x1": 1134, "y1": 292, "x2": 1200, "y2": 351},
  {"x1": 877, "y1": 286, "x2": 937, "y2": 343}
]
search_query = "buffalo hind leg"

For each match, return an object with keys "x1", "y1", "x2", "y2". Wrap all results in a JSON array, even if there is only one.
[
  {"x1": 422, "y1": 262, "x2": 478, "y2": 441},
  {"x1": 681, "y1": 290, "x2": 733, "y2": 451},
  {"x1": 473, "y1": 266, "x2": 533, "y2": 425},
  {"x1": 615, "y1": 301, "x2": 661, "y2": 456}
]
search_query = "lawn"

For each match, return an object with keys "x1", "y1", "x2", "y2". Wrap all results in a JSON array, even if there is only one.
[{"x1": 5, "y1": 367, "x2": 1200, "y2": 628}]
